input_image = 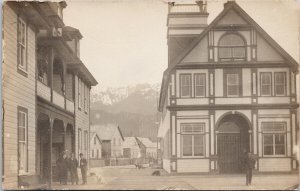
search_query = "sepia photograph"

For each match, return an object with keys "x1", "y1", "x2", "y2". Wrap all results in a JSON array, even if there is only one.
[{"x1": 1, "y1": 0, "x2": 300, "y2": 190}]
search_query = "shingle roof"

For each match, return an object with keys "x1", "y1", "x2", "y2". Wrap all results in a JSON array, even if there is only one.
[
  {"x1": 91, "y1": 124, "x2": 124, "y2": 141},
  {"x1": 136, "y1": 137, "x2": 156, "y2": 148},
  {"x1": 123, "y1": 137, "x2": 139, "y2": 148},
  {"x1": 90, "y1": 132, "x2": 102, "y2": 144}
]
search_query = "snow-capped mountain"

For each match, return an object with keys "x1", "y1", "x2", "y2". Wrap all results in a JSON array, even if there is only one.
[{"x1": 90, "y1": 83, "x2": 161, "y2": 140}]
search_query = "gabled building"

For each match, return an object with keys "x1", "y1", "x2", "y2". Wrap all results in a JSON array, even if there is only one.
[
  {"x1": 2, "y1": 2, "x2": 97, "y2": 189},
  {"x1": 90, "y1": 132, "x2": 102, "y2": 159},
  {"x1": 91, "y1": 124, "x2": 124, "y2": 158},
  {"x1": 136, "y1": 137, "x2": 157, "y2": 160},
  {"x1": 123, "y1": 137, "x2": 141, "y2": 159},
  {"x1": 158, "y1": 1, "x2": 299, "y2": 174}
]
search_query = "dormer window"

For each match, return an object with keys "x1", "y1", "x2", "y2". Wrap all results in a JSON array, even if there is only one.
[{"x1": 218, "y1": 33, "x2": 246, "y2": 61}]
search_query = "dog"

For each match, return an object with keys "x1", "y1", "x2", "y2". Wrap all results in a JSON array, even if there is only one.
[{"x1": 152, "y1": 170, "x2": 161, "y2": 176}]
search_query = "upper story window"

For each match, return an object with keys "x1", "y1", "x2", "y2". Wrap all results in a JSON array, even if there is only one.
[
  {"x1": 194, "y1": 74, "x2": 206, "y2": 97},
  {"x1": 274, "y1": 72, "x2": 286, "y2": 96},
  {"x1": 180, "y1": 74, "x2": 192, "y2": 97},
  {"x1": 78, "y1": 78, "x2": 82, "y2": 109},
  {"x1": 94, "y1": 137, "x2": 97, "y2": 145},
  {"x1": 78, "y1": 128, "x2": 82, "y2": 151},
  {"x1": 17, "y1": 18, "x2": 27, "y2": 73},
  {"x1": 261, "y1": 72, "x2": 272, "y2": 96},
  {"x1": 226, "y1": 73, "x2": 239, "y2": 97},
  {"x1": 218, "y1": 34, "x2": 246, "y2": 62}
]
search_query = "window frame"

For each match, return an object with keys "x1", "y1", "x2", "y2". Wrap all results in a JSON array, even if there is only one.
[
  {"x1": 274, "y1": 72, "x2": 286, "y2": 96},
  {"x1": 262, "y1": 122, "x2": 286, "y2": 157},
  {"x1": 218, "y1": 33, "x2": 246, "y2": 62},
  {"x1": 226, "y1": 73, "x2": 239, "y2": 97},
  {"x1": 180, "y1": 123, "x2": 205, "y2": 158},
  {"x1": 78, "y1": 78, "x2": 82, "y2": 109},
  {"x1": 78, "y1": 128, "x2": 82, "y2": 151},
  {"x1": 194, "y1": 73, "x2": 206, "y2": 98},
  {"x1": 179, "y1": 74, "x2": 192, "y2": 98},
  {"x1": 17, "y1": 17, "x2": 28, "y2": 75},
  {"x1": 17, "y1": 106, "x2": 28, "y2": 175},
  {"x1": 260, "y1": 72, "x2": 272, "y2": 96}
]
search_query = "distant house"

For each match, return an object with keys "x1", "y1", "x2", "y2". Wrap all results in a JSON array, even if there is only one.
[
  {"x1": 90, "y1": 132, "x2": 102, "y2": 159},
  {"x1": 136, "y1": 137, "x2": 157, "y2": 160},
  {"x1": 123, "y1": 137, "x2": 141, "y2": 159},
  {"x1": 91, "y1": 124, "x2": 124, "y2": 158}
]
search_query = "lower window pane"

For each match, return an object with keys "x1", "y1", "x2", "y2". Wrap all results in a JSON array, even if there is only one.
[
  {"x1": 228, "y1": 86, "x2": 238, "y2": 96},
  {"x1": 182, "y1": 135, "x2": 192, "y2": 156},
  {"x1": 264, "y1": 145, "x2": 273, "y2": 155},
  {"x1": 275, "y1": 145, "x2": 285, "y2": 155}
]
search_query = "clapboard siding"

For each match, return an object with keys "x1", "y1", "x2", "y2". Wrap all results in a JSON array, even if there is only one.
[
  {"x1": 259, "y1": 158, "x2": 291, "y2": 172},
  {"x1": 2, "y1": 4, "x2": 36, "y2": 189},
  {"x1": 177, "y1": 159, "x2": 210, "y2": 173},
  {"x1": 74, "y1": 75, "x2": 90, "y2": 162}
]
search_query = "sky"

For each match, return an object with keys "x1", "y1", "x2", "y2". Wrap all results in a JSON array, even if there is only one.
[{"x1": 63, "y1": 0, "x2": 299, "y2": 88}]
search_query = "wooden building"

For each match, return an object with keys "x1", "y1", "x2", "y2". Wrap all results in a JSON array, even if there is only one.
[
  {"x1": 157, "y1": 1, "x2": 299, "y2": 174},
  {"x1": 2, "y1": 2, "x2": 97, "y2": 189},
  {"x1": 90, "y1": 132, "x2": 102, "y2": 159},
  {"x1": 123, "y1": 137, "x2": 141, "y2": 159},
  {"x1": 136, "y1": 137, "x2": 157, "y2": 160},
  {"x1": 91, "y1": 124, "x2": 124, "y2": 158}
]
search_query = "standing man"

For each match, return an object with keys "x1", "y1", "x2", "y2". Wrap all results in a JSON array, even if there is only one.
[
  {"x1": 79, "y1": 153, "x2": 87, "y2": 184},
  {"x1": 69, "y1": 153, "x2": 79, "y2": 185},
  {"x1": 244, "y1": 152, "x2": 256, "y2": 186}
]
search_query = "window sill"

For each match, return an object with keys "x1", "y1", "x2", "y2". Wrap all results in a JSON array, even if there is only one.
[
  {"x1": 17, "y1": 67, "x2": 28, "y2": 77},
  {"x1": 181, "y1": 156, "x2": 205, "y2": 159},
  {"x1": 18, "y1": 171, "x2": 29, "y2": 176},
  {"x1": 262, "y1": 155, "x2": 286, "y2": 158}
]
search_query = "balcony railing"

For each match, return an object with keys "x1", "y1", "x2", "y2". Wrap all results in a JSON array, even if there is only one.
[
  {"x1": 66, "y1": 99, "x2": 75, "y2": 113},
  {"x1": 37, "y1": 80, "x2": 75, "y2": 114},
  {"x1": 37, "y1": 80, "x2": 51, "y2": 102},
  {"x1": 53, "y1": 90, "x2": 65, "y2": 109}
]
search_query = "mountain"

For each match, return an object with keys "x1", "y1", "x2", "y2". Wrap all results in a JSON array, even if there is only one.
[{"x1": 90, "y1": 83, "x2": 161, "y2": 141}]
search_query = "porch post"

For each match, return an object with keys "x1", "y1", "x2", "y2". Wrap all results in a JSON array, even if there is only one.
[
  {"x1": 49, "y1": 118, "x2": 54, "y2": 189},
  {"x1": 63, "y1": 122, "x2": 67, "y2": 153},
  {"x1": 49, "y1": 47, "x2": 54, "y2": 103}
]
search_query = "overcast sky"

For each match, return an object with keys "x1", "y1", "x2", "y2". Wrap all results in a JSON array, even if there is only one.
[{"x1": 63, "y1": 0, "x2": 299, "y2": 88}]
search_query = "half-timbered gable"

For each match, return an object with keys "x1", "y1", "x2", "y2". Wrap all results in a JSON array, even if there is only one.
[{"x1": 158, "y1": 1, "x2": 299, "y2": 175}]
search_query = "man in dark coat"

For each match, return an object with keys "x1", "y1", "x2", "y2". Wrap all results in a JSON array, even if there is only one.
[
  {"x1": 244, "y1": 152, "x2": 256, "y2": 186},
  {"x1": 69, "y1": 153, "x2": 79, "y2": 185},
  {"x1": 79, "y1": 153, "x2": 87, "y2": 184},
  {"x1": 56, "y1": 152, "x2": 68, "y2": 185}
]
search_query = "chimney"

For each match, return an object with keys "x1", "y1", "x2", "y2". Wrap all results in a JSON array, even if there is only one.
[{"x1": 167, "y1": 0, "x2": 209, "y2": 37}]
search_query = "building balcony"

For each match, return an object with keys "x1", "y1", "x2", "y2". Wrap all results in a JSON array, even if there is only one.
[{"x1": 37, "y1": 80, "x2": 74, "y2": 114}]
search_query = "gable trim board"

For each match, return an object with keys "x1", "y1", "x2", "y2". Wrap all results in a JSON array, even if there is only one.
[{"x1": 159, "y1": 1, "x2": 299, "y2": 112}]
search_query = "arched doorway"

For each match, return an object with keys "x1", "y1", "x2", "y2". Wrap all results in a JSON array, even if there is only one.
[{"x1": 217, "y1": 113, "x2": 250, "y2": 173}]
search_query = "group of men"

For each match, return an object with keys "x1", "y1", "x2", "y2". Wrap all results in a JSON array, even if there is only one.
[{"x1": 56, "y1": 152, "x2": 88, "y2": 185}]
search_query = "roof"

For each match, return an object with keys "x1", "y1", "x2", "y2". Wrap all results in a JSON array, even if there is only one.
[
  {"x1": 136, "y1": 137, "x2": 157, "y2": 148},
  {"x1": 90, "y1": 132, "x2": 102, "y2": 144},
  {"x1": 158, "y1": 1, "x2": 299, "y2": 111},
  {"x1": 91, "y1": 124, "x2": 124, "y2": 141},
  {"x1": 123, "y1": 137, "x2": 139, "y2": 148},
  {"x1": 63, "y1": 26, "x2": 83, "y2": 39}
]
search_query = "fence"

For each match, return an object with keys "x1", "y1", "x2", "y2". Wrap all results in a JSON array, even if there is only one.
[{"x1": 89, "y1": 159, "x2": 105, "y2": 168}]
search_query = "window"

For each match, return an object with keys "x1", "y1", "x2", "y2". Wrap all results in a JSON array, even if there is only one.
[
  {"x1": 84, "y1": 131, "x2": 88, "y2": 151},
  {"x1": 18, "y1": 107, "x2": 28, "y2": 174},
  {"x1": 262, "y1": 122, "x2": 286, "y2": 156},
  {"x1": 180, "y1": 74, "x2": 192, "y2": 97},
  {"x1": 194, "y1": 74, "x2": 206, "y2": 97},
  {"x1": 92, "y1": 150, "x2": 94, "y2": 158},
  {"x1": 113, "y1": 138, "x2": 116, "y2": 146},
  {"x1": 84, "y1": 84, "x2": 86, "y2": 112},
  {"x1": 94, "y1": 137, "x2": 97, "y2": 145},
  {"x1": 97, "y1": 149, "x2": 99, "y2": 158},
  {"x1": 17, "y1": 18, "x2": 27, "y2": 72},
  {"x1": 226, "y1": 74, "x2": 239, "y2": 96},
  {"x1": 78, "y1": 129, "x2": 82, "y2": 151},
  {"x1": 181, "y1": 123, "x2": 205, "y2": 157},
  {"x1": 81, "y1": 81, "x2": 84, "y2": 109},
  {"x1": 261, "y1": 73, "x2": 272, "y2": 96},
  {"x1": 219, "y1": 34, "x2": 246, "y2": 61},
  {"x1": 78, "y1": 78, "x2": 81, "y2": 109},
  {"x1": 274, "y1": 72, "x2": 286, "y2": 96}
]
